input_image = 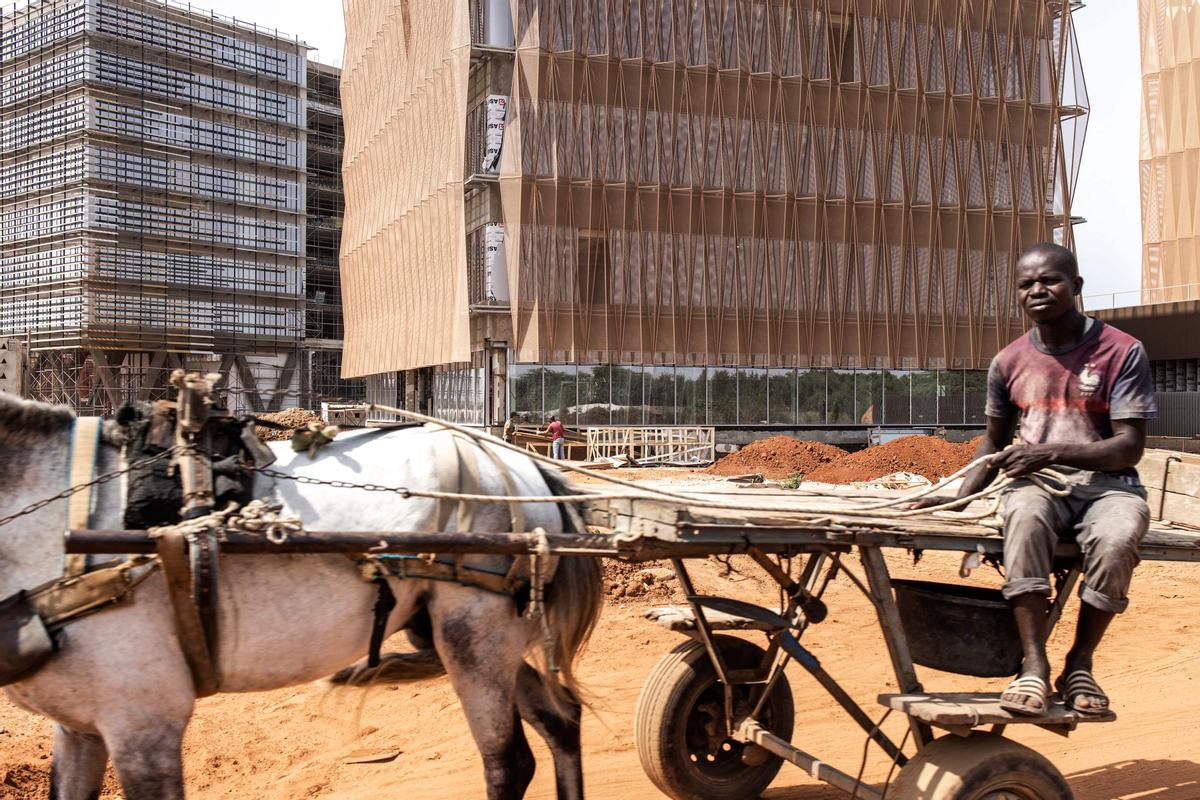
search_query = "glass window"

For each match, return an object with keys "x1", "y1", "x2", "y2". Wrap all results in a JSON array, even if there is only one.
[
  {"x1": 768, "y1": 368, "x2": 797, "y2": 425},
  {"x1": 912, "y1": 371, "x2": 938, "y2": 425},
  {"x1": 577, "y1": 365, "x2": 612, "y2": 425},
  {"x1": 856, "y1": 370, "x2": 883, "y2": 425},
  {"x1": 611, "y1": 365, "x2": 643, "y2": 425},
  {"x1": 938, "y1": 370, "x2": 965, "y2": 425},
  {"x1": 739, "y1": 368, "x2": 768, "y2": 425},
  {"x1": 509, "y1": 364, "x2": 543, "y2": 423},
  {"x1": 827, "y1": 370, "x2": 855, "y2": 423},
  {"x1": 544, "y1": 365, "x2": 578, "y2": 425},
  {"x1": 797, "y1": 369, "x2": 827, "y2": 424},
  {"x1": 708, "y1": 367, "x2": 738, "y2": 424},
  {"x1": 676, "y1": 367, "x2": 707, "y2": 425},
  {"x1": 965, "y1": 370, "x2": 988, "y2": 424},
  {"x1": 883, "y1": 370, "x2": 911, "y2": 425},
  {"x1": 645, "y1": 366, "x2": 676, "y2": 425}
]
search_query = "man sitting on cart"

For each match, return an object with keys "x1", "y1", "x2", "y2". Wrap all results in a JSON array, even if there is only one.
[{"x1": 917, "y1": 242, "x2": 1156, "y2": 717}]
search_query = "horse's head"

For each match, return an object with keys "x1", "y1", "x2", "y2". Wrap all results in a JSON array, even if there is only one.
[{"x1": 114, "y1": 402, "x2": 262, "y2": 529}]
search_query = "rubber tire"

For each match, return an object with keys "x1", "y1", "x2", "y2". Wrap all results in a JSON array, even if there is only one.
[
  {"x1": 635, "y1": 635, "x2": 794, "y2": 800},
  {"x1": 889, "y1": 732, "x2": 1074, "y2": 800}
]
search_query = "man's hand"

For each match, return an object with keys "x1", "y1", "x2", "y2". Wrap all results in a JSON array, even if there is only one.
[
  {"x1": 992, "y1": 443, "x2": 1059, "y2": 477},
  {"x1": 906, "y1": 494, "x2": 959, "y2": 511}
]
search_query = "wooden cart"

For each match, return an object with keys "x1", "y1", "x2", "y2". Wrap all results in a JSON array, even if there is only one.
[
  {"x1": 67, "y1": 482, "x2": 1200, "y2": 799},
  {"x1": 581, "y1": 492, "x2": 1200, "y2": 799}
]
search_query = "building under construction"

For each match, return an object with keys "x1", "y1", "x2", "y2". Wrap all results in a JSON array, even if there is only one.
[
  {"x1": 303, "y1": 59, "x2": 363, "y2": 407},
  {"x1": 0, "y1": 0, "x2": 308, "y2": 413},
  {"x1": 340, "y1": 0, "x2": 1089, "y2": 430}
]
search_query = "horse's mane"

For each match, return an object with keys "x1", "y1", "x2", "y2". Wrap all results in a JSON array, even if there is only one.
[{"x1": 0, "y1": 392, "x2": 75, "y2": 448}]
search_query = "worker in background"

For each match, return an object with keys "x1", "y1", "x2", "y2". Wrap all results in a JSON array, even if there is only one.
[
  {"x1": 502, "y1": 412, "x2": 519, "y2": 444},
  {"x1": 914, "y1": 242, "x2": 1156, "y2": 718},
  {"x1": 543, "y1": 415, "x2": 567, "y2": 460}
]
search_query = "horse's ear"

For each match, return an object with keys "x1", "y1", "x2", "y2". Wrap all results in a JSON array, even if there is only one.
[{"x1": 115, "y1": 404, "x2": 140, "y2": 426}]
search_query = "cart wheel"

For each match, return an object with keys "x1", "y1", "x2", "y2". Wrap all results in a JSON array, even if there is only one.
[
  {"x1": 889, "y1": 732, "x2": 1073, "y2": 800},
  {"x1": 635, "y1": 636, "x2": 794, "y2": 800}
]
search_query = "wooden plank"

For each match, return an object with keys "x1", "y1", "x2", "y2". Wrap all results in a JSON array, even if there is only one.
[
  {"x1": 644, "y1": 606, "x2": 778, "y2": 632},
  {"x1": 66, "y1": 529, "x2": 621, "y2": 556},
  {"x1": 878, "y1": 692, "x2": 1115, "y2": 728}
]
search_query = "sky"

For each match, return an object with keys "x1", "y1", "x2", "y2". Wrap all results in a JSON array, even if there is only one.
[
  {"x1": 216, "y1": 2, "x2": 1145, "y2": 306},
  {"x1": 195, "y1": 0, "x2": 345, "y2": 67}
]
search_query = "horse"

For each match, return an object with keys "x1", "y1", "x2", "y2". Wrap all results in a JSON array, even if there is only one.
[{"x1": 0, "y1": 393, "x2": 601, "y2": 799}]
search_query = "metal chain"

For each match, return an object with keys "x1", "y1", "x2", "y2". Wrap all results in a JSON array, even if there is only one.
[
  {"x1": 0, "y1": 448, "x2": 178, "y2": 530},
  {"x1": 254, "y1": 466, "x2": 415, "y2": 498}
]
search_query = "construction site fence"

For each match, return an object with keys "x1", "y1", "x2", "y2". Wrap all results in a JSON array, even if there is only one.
[{"x1": 586, "y1": 425, "x2": 716, "y2": 465}]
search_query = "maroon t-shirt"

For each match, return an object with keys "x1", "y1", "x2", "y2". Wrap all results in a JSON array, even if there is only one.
[
  {"x1": 547, "y1": 420, "x2": 565, "y2": 440},
  {"x1": 986, "y1": 318, "x2": 1156, "y2": 478}
]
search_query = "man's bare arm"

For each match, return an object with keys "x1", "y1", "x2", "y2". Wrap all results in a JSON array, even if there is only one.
[
  {"x1": 956, "y1": 415, "x2": 1017, "y2": 496},
  {"x1": 991, "y1": 418, "x2": 1147, "y2": 477}
]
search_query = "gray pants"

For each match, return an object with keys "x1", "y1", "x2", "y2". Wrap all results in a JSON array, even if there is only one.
[{"x1": 1000, "y1": 474, "x2": 1150, "y2": 614}]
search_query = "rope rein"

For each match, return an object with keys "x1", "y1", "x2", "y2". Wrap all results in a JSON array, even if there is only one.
[
  {"x1": 5, "y1": 407, "x2": 1072, "y2": 531},
  {"x1": 349, "y1": 404, "x2": 1070, "y2": 521}
]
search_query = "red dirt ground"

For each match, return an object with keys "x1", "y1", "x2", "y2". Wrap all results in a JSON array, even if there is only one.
[{"x1": 2, "y1": 549, "x2": 1195, "y2": 800}]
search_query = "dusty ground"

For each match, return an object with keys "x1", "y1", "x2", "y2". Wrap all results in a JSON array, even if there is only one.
[{"x1": 2, "y1": 496, "x2": 1198, "y2": 798}]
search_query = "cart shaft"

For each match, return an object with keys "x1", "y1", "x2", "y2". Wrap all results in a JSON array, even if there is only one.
[{"x1": 737, "y1": 720, "x2": 883, "y2": 799}]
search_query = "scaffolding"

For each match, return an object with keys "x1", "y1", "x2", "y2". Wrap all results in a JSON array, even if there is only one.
[
  {"x1": 302, "y1": 59, "x2": 363, "y2": 406},
  {"x1": 0, "y1": 0, "x2": 308, "y2": 413}
]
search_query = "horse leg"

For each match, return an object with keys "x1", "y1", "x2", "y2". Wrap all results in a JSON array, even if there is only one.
[
  {"x1": 516, "y1": 663, "x2": 583, "y2": 800},
  {"x1": 50, "y1": 724, "x2": 107, "y2": 800},
  {"x1": 100, "y1": 716, "x2": 187, "y2": 800},
  {"x1": 432, "y1": 590, "x2": 535, "y2": 800}
]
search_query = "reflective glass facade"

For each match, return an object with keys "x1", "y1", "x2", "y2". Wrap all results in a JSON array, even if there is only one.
[{"x1": 508, "y1": 363, "x2": 987, "y2": 426}]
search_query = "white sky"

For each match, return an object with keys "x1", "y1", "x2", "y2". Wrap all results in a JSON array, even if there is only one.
[
  {"x1": 196, "y1": 0, "x2": 345, "y2": 66},
  {"x1": 220, "y1": 2, "x2": 1144, "y2": 304}
]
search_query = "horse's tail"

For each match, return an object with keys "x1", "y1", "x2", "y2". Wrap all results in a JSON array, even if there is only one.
[
  {"x1": 328, "y1": 465, "x2": 602, "y2": 703},
  {"x1": 533, "y1": 465, "x2": 603, "y2": 709}
]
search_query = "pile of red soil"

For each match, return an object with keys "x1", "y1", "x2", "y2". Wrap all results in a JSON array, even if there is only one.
[
  {"x1": 706, "y1": 436, "x2": 846, "y2": 480},
  {"x1": 806, "y1": 435, "x2": 983, "y2": 484}
]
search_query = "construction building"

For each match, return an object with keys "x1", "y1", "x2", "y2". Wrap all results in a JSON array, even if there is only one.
[
  {"x1": 1088, "y1": 0, "x2": 1200, "y2": 441},
  {"x1": 303, "y1": 59, "x2": 363, "y2": 406},
  {"x1": 1138, "y1": 0, "x2": 1200, "y2": 304},
  {"x1": 340, "y1": 0, "x2": 1089, "y2": 431},
  {"x1": 0, "y1": 0, "x2": 308, "y2": 413}
]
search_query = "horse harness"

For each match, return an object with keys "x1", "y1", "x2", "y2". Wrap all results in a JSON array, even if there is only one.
[{"x1": 1, "y1": 374, "x2": 563, "y2": 693}]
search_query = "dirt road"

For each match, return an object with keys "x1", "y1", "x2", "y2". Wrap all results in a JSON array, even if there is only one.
[{"x1": 2, "y1": 551, "x2": 1198, "y2": 799}]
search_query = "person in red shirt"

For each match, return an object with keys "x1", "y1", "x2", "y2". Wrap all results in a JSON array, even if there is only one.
[
  {"x1": 916, "y1": 242, "x2": 1156, "y2": 718},
  {"x1": 544, "y1": 416, "x2": 567, "y2": 459}
]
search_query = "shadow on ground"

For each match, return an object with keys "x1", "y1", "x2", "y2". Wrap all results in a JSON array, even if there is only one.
[
  {"x1": 757, "y1": 757, "x2": 1200, "y2": 800},
  {"x1": 764, "y1": 783, "x2": 858, "y2": 799},
  {"x1": 1067, "y1": 759, "x2": 1200, "y2": 800}
]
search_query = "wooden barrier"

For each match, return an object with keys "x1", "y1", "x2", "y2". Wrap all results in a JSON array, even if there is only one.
[
  {"x1": 585, "y1": 426, "x2": 716, "y2": 465},
  {"x1": 1139, "y1": 449, "x2": 1200, "y2": 526}
]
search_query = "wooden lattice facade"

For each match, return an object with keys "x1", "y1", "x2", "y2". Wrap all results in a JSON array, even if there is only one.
[
  {"x1": 341, "y1": 0, "x2": 1088, "y2": 380},
  {"x1": 1140, "y1": 0, "x2": 1200, "y2": 303}
]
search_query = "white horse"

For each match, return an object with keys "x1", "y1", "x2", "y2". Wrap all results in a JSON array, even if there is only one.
[{"x1": 0, "y1": 394, "x2": 601, "y2": 799}]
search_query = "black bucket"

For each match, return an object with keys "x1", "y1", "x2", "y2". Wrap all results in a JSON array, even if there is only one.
[{"x1": 892, "y1": 579, "x2": 1022, "y2": 678}]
